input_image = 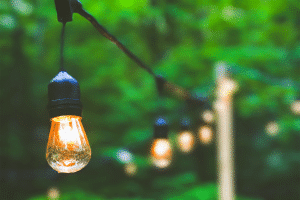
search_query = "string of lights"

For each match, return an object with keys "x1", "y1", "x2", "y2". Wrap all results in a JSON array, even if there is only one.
[
  {"x1": 60, "y1": 1, "x2": 300, "y2": 96},
  {"x1": 49, "y1": 0, "x2": 300, "y2": 174},
  {"x1": 46, "y1": 0, "x2": 211, "y2": 173}
]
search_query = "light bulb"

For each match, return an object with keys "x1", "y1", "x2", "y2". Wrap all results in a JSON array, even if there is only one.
[
  {"x1": 151, "y1": 139, "x2": 172, "y2": 168},
  {"x1": 46, "y1": 115, "x2": 91, "y2": 173},
  {"x1": 177, "y1": 131, "x2": 195, "y2": 153},
  {"x1": 199, "y1": 125, "x2": 213, "y2": 145}
]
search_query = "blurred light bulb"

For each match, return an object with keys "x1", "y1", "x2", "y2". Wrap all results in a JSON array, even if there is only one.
[
  {"x1": 124, "y1": 162, "x2": 138, "y2": 176},
  {"x1": 151, "y1": 139, "x2": 172, "y2": 168},
  {"x1": 202, "y1": 110, "x2": 214, "y2": 124},
  {"x1": 291, "y1": 100, "x2": 300, "y2": 115},
  {"x1": 177, "y1": 131, "x2": 195, "y2": 153},
  {"x1": 199, "y1": 125, "x2": 213, "y2": 144},
  {"x1": 46, "y1": 115, "x2": 91, "y2": 173},
  {"x1": 265, "y1": 121, "x2": 279, "y2": 137},
  {"x1": 47, "y1": 186, "x2": 60, "y2": 200}
]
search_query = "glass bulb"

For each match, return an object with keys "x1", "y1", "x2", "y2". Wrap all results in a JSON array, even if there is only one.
[
  {"x1": 199, "y1": 125, "x2": 213, "y2": 145},
  {"x1": 151, "y1": 139, "x2": 172, "y2": 168},
  {"x1": 177, "y1": 131, "x2": 195, "y2": 153},
  {"x1": 46, "y1": 115, "x2": 91, "y2": 173}
]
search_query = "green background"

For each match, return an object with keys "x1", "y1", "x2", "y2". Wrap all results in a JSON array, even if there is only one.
[{"x1": 1, "y1": 0, "x2": 300, "y2": 199}]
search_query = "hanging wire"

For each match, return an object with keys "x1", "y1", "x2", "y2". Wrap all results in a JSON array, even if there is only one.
[
  {"x1": 68, "y1": 0, "x2": 300, "y2": 102},
  {"x1": 68, "y1": 0, "x2": 203, "y2": 103},
  {"x1": 60, "y1": 22, "x2": 66, "y2": 71},
  {"x1": 155, "y1": 75, "x2": 166, "y2": 117}
]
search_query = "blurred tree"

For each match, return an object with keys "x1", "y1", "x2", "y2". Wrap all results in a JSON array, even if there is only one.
[{"x1": 1, "y1": 0, "x2": 300, "y2": 199}]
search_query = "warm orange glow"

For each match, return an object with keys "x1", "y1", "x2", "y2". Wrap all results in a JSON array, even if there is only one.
[
  {"x1": 46, "y1": 115, "x2": 91, "y2": 173},
  {"x1": 198, "y1": 125, "x2": 213, "y2": 144},
  {"x1": 177, "y1": 131, "x2": 195, "y2": 153},
  {"x1": 202, "y1": 110, "x2": 214, "y2": 124},
  {"x1": 151, "y1": 139, "x2": 172, "y2": 168},
  {"x1": 124, "y1": 162, "x2": 138, "y2": 176}
]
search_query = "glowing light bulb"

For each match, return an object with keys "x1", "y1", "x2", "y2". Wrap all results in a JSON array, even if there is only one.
[
  {"x1": 177, "y1": 131, "x2": 195, "y2": 153},
  {"x1": 199, "y1": 125, "x2": 213, "y2": 144},
  {"x1": 46, "y1": 115, "x2": 91, "y2": 173},
  {"x1": 151, "y1": 139, "x2": 172, "y2": 169}
]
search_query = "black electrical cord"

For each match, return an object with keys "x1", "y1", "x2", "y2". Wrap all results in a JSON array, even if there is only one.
[
  {"x1": 69, "y1": 0, "x2": 204, "y2": 103},
  {"x1": 52, "y1": 0, "x2": 207, "y2": 106},
  {"x1": 60, "y1": 22, "x2": 66, "y2": 71}
]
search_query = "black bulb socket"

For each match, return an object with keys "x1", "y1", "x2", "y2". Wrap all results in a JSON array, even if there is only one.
[
  {"x1": 54, "y1": 0, "x2": 73, "y2": 23},
  {"x1": 153, "y1": 118, "x2": 169, "y2": 139},
  {"x1": 48, "y1": 70, "x2": 82, "y2": 119},
  {"x1": 180, "y1": 118, "x2": 190, "y2": 131},
  {"x1": 180, "y1": 124, "x2": 189, "y2": 132}
]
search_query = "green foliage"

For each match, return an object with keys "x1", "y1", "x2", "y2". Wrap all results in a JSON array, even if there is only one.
[
  {"x1": 29, "y1": 189, "x2": 105, "y2": 200},
  {"x1": 166, "y1": 183, "x2": 217, "y2": 200},
  {"x1": 2, "y1": 0, "x2": 300, "y2": 199}
]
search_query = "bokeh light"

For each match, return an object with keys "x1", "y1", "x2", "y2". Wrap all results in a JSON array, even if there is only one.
[
  {"x1": 124, "y1": 162, "x2": 138, "y2": 176},
  {"x1": 267, "y1": 151, "x2": 283, "y2": 169},
  {"x1": 11, "y1": 0, "x2": 33, "y2": 15},
  {"x1": 117, "y1": 149, "x2": 133, "y2": 164},
  {"x1": 202, "y1": 110, "x2": 215, "y2": 124},
  {"x1": 198, "y1": 125, "x2": 213, "y2": 145},
  {"x1": 47, "y1": 186, "x2": 60, "y2": 200},
  {"x1": 151, "y1": 139, "x2": 172, "y2": 169},
  {"x1": 218, "y1": 78, "x2": 239, "y2": 98},
  {"x1": 265, "y1": 121, "x2": 280, "y2": 137},
  {"x1": 177, "y1": 131, "x2": 195, "y2": 153},
  {"x1": 0, "y1": 14, "x2": 16, "y2": 29},
  {"x1": 291, "y1": 100, "x2": 300, "y2": 115},
  {"x1": 152, "y1": 157, "x2": 171, "y2": 169}
]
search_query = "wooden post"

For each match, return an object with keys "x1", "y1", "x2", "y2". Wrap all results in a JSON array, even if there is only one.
[{"x1": 214, "y1": 62, "x2": 238, "y2": 200}]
